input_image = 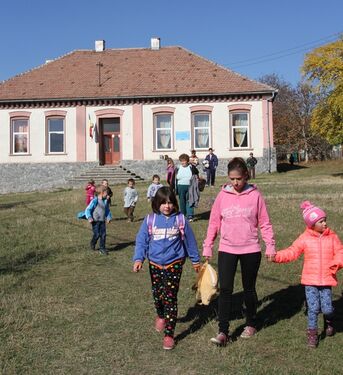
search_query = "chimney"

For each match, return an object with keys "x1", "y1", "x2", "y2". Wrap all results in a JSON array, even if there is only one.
[
  {"x1": 151, "y1": 37, "x2": 161, "y2": 50},
  {"x1": 95, "y1": 40, "x2": 105, "y2": 52}
]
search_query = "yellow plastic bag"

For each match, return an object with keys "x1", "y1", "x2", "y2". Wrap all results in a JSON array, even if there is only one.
[{"x1": 193, "y1": 261, "x2": 218, "y2": 305}]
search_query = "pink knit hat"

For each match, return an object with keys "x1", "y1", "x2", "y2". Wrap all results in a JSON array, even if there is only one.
[{"x1": 300, "y1": 201, "x2": 326, "y2": 227}]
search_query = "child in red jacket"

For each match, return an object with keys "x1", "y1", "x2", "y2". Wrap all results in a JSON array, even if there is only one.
[
  {"x1": 274, "y1": 201, "x2": 343, "y2": 348},
  {"x1": 85, "y1": 179, "x2": 96, "y2": 205}
]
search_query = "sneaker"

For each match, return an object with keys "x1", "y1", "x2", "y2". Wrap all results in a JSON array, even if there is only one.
[
  {"x1": 99, "y1": 248, "x2": 109, "y2": 255},
  {"x1": 210, "y1": 332, "x2": 230, "y2": 346},
  {"x1": 240, "y1": 326, "x2": 257, "y2": 338},
  {"x1": 155, "y1": 317, "x2": 165, "y2": 333},
  {"x1": 163, "y1": 335, "x2": 175, "y2": 350},
  {"x1": 307, "y1": 328, "x2": 318, "y2": 348},
  {"x1": 90, "y1": 244, "x2": 96, "y2": 251},
  {"x1": 188, "y1": 217, "x2": 194, "y2": 222}
]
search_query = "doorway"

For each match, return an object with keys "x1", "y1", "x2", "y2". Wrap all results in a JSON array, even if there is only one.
[{"x1": 99, "y1": 118, "x2": 121, "y2": 165}]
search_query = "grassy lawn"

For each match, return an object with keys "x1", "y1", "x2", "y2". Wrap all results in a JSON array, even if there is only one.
[{"x1": 1, "y1": 160, "x2": 343, "y2": 375}]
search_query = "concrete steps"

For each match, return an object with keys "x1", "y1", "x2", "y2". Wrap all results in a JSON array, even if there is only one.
[{"x1": 68, "y1": 165, "x2": 145, "y2": 186}]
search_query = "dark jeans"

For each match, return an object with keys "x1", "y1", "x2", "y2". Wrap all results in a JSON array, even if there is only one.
[
  {"x1": 206, "y1": 168, "x2": 216, "y2": 186},
  {"x1": 177, "y1": 184, "x2": 194, "y2": 218},
  {"x1": 91, "y1": 221, "x2": 106, "y2": 250},
  {"x1": 218, "y1": 251, "x2": 261, "y2": 334}
]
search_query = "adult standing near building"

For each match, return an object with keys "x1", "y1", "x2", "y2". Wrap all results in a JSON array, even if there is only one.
[
  {"x1": 246, "y1": 152, "x2": 257, "y2": 179},
  {"x1": 205, "y1": 148, "x2": 218, "y2": 187}
]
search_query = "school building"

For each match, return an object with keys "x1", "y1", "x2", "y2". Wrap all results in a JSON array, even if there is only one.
[{"x1": 0, "y1": 39, "x2": 277, "y2": 192}]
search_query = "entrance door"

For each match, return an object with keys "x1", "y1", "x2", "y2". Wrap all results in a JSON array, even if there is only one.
[{"x1": 100, "y1": 118, "x2": 120, "y2": 164}]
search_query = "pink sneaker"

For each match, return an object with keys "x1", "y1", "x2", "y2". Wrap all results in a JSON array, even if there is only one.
[
  {"x1": 210, "y1": 332, "x2": 230, "y2": 346},
  {"x1": 163, "y1": 335, "x2": 175, "y2": 350},
  {"x1": 240, "y1": 326, "x2": 257, "y2": 338},
  {"x1": 155, "y1": 317, "x2": 165, "y2": 332}
]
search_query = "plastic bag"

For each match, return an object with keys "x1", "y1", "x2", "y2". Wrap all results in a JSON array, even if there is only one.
[{"x1": 193, "y1": 261, "x2": 218, "y2": 305}]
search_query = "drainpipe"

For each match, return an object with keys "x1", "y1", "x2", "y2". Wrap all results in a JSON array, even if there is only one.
[{"x1": 266, "y1": 91, "x2": 277, "y2": 173}]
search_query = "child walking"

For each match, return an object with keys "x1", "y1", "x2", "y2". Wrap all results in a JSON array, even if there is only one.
[
  {"x1": 85, "y1": 179, "x2": 96, "y2": 205},
  {"x1": 146, "y1": 174, "x2": 163, "y2": 202},
  {"x1": 85, "y1": 185, "x2": 112, "y2": 255},
  {"x1": 274, "y1": 201, "x2": 343, "y2": 348},
  {"x1": 123, "y1": 178, "x2": 138, "y2": 222},
  {"x1": 203, "y1": 157, "x2": 275, "y2": 346},
  {"x1": 133, "y1": 187, "x2": 201, "y2": 350},
  {"x1": 102, "y1": 179, "x2": 113, "y2": 206}
]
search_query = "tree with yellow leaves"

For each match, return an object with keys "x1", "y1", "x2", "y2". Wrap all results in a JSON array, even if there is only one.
[{"x1": 302, "y1": 36, "x2": 343, "y2": 145}]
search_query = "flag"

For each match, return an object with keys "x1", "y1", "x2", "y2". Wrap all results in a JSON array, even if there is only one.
[
  {"x1": 94, "y1": 122, "x2": 99, "y2": 143},
  {"x1": 88, "y1": 114, "x2": 94, "y2": 138}
]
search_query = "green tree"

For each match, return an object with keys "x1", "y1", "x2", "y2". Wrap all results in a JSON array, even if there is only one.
[{"x1": 302, "y1": 36, "x2": 343, "y2": 145}]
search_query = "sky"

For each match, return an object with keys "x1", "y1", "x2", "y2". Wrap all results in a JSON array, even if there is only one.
[{"x1": 1, "y1": 0, "x2": 342, "y2": 86}]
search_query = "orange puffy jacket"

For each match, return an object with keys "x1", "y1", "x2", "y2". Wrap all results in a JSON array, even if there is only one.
[{"x1": 275, "y1": 227, "x2": 343, "y2": 286}]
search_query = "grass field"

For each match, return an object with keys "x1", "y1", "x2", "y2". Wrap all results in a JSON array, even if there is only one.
[{"x1": 1, "y1": 160, "x2": 343, "y2": 375}]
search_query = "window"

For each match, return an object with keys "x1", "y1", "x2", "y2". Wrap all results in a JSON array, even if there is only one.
[
  {"x1": 192, "y1": 113, "x2": 210, "y2": 149},
  {"x1": 47, "y1": 117, "x2": 65, "y2": 153},
  {"x1": 154, "y1": 113, "x2": 173, "y2": 150},
  {"x1": 231, "y1": 112, "x2": 249, "y2": 148},
  {"x1": 11, "y1": 118, "x2": 29, "y2": 154}
]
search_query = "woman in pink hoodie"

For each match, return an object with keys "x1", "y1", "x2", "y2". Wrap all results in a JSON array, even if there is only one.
[
  {"x1": 274, "y1": 201, "x2": 343, "y2": 348},
  {"x1": 203, "y1": 157, "x2": 275, "y2": 346}
]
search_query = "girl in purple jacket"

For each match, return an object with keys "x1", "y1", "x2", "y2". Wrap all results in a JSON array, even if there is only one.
[{"x1": 203, "y1": 157, "x2": 275, "y2": 346}]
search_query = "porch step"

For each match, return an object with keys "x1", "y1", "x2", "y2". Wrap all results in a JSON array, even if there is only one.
[{"x1": 68, "y1": 165, "x2": 145, "y2": 186}]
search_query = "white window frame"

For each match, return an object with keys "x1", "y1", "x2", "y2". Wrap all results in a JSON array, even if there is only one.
[
  {"x1": 192, "y1": 112, "x2": 211, "y2": 150},
  {"x1": 47, "y1": 117, "x2": 65, "y2": 154},
  {"x1": 154, "y1": 113, "x2": 173, "y2": 151},
  {"x1": 230, "y1": 111, "x2": 250, "y2": 149},
  {"x1": 11, "y1": 118, "x2": 29, "y2": 154}
]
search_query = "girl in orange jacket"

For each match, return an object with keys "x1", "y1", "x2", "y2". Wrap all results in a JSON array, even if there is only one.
[{"x1": 274, "y1": 201, "x2": 343, "y2": 348}]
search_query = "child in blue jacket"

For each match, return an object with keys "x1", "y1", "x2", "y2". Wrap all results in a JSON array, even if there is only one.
[
  {"x1": 133, "y1": 186, "x2": 201, "y2": 350},
  {"x1": 85, "y1": 185, "x2": 112, "y2": 255}
]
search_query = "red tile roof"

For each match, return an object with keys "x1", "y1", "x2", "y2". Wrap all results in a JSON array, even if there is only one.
[{"x1": 0, "y1": 46, "x2": 274, "y2": 101}]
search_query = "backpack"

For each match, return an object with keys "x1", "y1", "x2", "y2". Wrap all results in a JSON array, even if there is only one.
[
  {"x1": 193, "y1": 261, "x2": 218, "y2": 305},
  {"x1": 147, "y1": 212, "x2": 185, "y2": 240}
]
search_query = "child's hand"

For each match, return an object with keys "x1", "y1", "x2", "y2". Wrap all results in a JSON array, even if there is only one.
[
  {"x1": 133, "y1": 261, "x2": 143, "y2": 272},
  {"x1": 107, "y1": 220, "x2": 111, "y2": 224},
  {"x1": 266, "y1": 254, "x2": 276, "y2": 262},
  {"x1": 88, "y1": 218, "x2": 93, "y2": 223},
  {"x1": 192, "y1": 263, "x2": 202, "y2": 273}
]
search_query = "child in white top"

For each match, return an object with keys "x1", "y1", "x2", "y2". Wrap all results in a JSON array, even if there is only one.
[
  {"x1": 146, "y1": 175, "x2": 163, "y2": 202},
  {"x1": 123, "y1": 178, "x2": 138, "y2": 222}
]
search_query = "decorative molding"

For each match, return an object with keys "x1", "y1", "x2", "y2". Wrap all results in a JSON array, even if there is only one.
[
  {"x1": 9, "y1": 111, "x2": 31, "y2": 118},
  {"x1": 94, "y1": 108, "x2": 124, "y2": 117},
  {"x1": 151, "y1": 106, "x2": 175, "y2": 114},
  {"x1": 227, "y1": 104, "x2": 252, "y2": 112},
  {"x1": 190, "y1": 105, "x2": 213, "y2": 113},
  {"x1": 44, "y1": 110, "x2": 67, "y2": 117}
]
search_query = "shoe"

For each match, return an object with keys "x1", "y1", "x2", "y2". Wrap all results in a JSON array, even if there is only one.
[
  {"x1": 210, "y1": 332, "x2": 230, "y2": 346},
  {"x1": 307, "y1": 328, "x2": 318, "y2": 348},
  {"x1": 99, "y1": 248, "x2": 109, "y2": 255},
  {"x1": 188, "y1": 217, "x2": 194, "y2": 222},
  {"x1": 325, "y1": 325, "x2": 335, "y2": 337},
  {"x1": 163, "y1": 335, "x2": 175, "y2": 350},
  {"x1": 90, "y1": 244, "x2": 96, "y2": 251},
  {"x1": 155, "y1": 316, "x2": 165, "y2": 333},
  {"x1": 240, "y1": 326, "x2": 257, "y2": 338}
]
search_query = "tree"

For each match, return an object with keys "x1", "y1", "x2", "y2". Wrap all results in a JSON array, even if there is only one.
[{"x1": 302, "y1": 36, "x2": 343, "y2": 145}]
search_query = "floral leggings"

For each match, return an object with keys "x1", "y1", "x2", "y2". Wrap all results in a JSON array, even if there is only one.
[
  {"x1": 149, "y1": 260, "x2": 184, "y2": 337},
  {"x1": 305, "y1": 286, "x2": 333, "y2": 329}
]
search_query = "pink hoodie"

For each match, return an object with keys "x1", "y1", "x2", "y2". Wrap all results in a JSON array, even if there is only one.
[{"x1": 203, "y1": 184, "x2": 275, "y2": 257}]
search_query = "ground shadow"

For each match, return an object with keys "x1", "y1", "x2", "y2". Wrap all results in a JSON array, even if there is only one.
[
  {"x1": 0, "y1": 251, "x2": 52, "y2": 276},
  {"x1": 175, "y1": 292, "x2": 245, "y2": 342},
  {"x1": 194, "y1": 210, "x2": 211, "y2": 221},
  {"x1": 107, "y1": 241, "x2": 135, "y2": 252},
  {"x1": 230, "y1": 284, "x2": 305, "y2": 339},
  {"x1": 277, "y1": 163, "x2": 309, "y2": 173},
  {"x1": 332, "y1": 172, "x2": 343, "y2": 178},
  {"x1": 333, "y1": 293, "x2": 343, "y2": 333}
]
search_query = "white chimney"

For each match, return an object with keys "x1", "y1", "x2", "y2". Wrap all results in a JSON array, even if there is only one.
[
  {"x1": 151, "y1": 37, "x2": 161, "y2": 50},
  {"x1": 95, "y1": 40, "x2": 105, "y2": 52}
]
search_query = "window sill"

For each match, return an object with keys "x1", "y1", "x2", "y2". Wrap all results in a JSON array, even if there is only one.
[
  {"x1": 9, "y1": 153, "x2": 32, "y2": 156},
  {"x1": 229, "y1": 148, "x2": 254, "y2": 151},
  {"x1": 44, "y1": 152, "x2": 68, "y2": 155},
  {"x1": 152, "y1": 149, "x2": 177, "y2": 152}
]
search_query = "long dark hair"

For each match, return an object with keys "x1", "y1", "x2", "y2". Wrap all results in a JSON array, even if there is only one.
[
  {"x1": 227, "y1": 157, "x2": 250, "y2": 179},
  {"x1": 151, "y1": 186, "x2": 179, "y2": 214}
]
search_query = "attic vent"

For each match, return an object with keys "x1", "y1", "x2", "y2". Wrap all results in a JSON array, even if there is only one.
[
  {"x1": 151, "y1": 37, "x2": 161, "y2": 50},
  {"x1": 95, "y1": 40, "x2": 105, "y2": 52}
]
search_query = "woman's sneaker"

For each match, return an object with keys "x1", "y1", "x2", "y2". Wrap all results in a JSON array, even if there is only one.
[
  {"x1": 210, "y1": 332, "x2": 230, "y2": 346},
  {"x1": 155, "y1": 316, "x2": 165, "y2": 333},
  {"x1": 240, "y1": 326, "x2": 257, "y2": 338},
  {"x1": 163, "y1": 336, "x2": 175, "y2": 350}
]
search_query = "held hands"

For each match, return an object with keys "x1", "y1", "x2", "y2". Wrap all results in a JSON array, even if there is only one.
[
  {"x1": 192, "y1": 263, "x2": 202, "y2": 273},
  {"x1": 266, "y1": 254, "x2": 276, "y2": 262},
  {"x1": 133, "y1": 261, "x2": 143, "y2": 272}
]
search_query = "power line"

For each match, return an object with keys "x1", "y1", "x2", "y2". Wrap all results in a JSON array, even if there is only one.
[{"x1": 225, "y1": 31, "x2": 342, "y2": 68}]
